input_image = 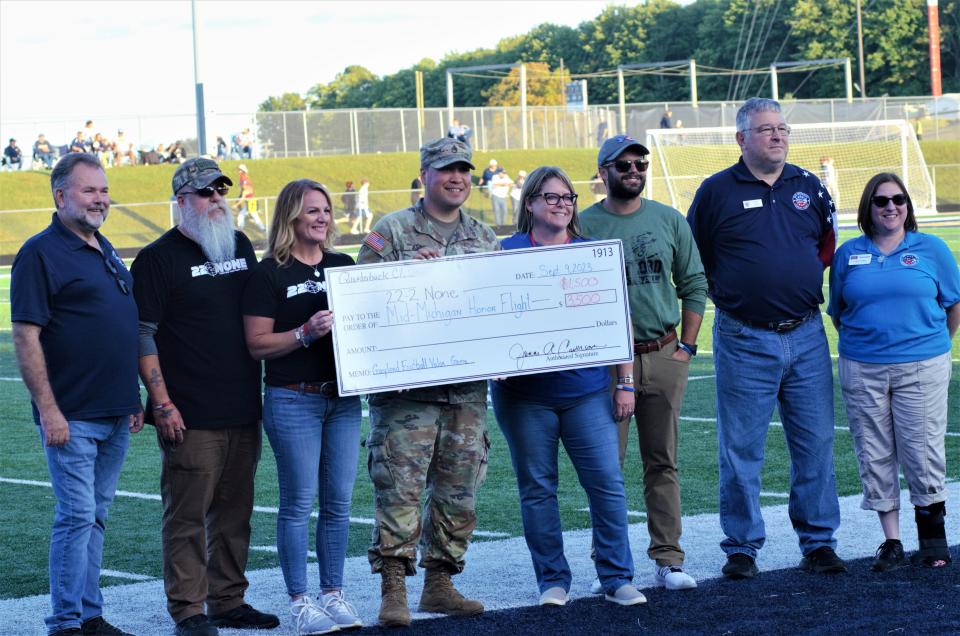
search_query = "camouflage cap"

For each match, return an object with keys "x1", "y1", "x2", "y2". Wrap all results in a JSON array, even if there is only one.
[
  {"x1": 420, "y1": 138, "x2": 475, "y2": 170},
  {"x1": 598, "y1": 134, "x2": 650, "y2": 165},
  {"x1": 172, "y1": 157, "x2": 233, "y2": 195}
]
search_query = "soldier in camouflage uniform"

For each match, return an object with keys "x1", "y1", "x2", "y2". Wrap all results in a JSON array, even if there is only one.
[{"x1": 357, "y1": 137, "x2": 499, "y2": 627}]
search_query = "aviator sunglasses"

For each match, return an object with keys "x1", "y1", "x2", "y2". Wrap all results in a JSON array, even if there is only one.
[
  {"x1": 871, "y1": 193, "x2": 907, "y2": 207},
  {"x1": 184, "y1": 184, "x2": 230, "y2": 198},
  {"x1": 103, "y1": 257, "x2": 129, "y2": 295},
  {"x1": 605, "y1": 158, "x2": 650, "y2": 173}
]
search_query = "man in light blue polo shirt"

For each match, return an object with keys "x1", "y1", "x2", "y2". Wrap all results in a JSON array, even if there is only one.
[{"x1": 12, "y1": 153, "x2": 142, "y2": 636}]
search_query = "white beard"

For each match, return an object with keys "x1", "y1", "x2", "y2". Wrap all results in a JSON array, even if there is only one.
[{"x1": 179, "y1": 199, "x2": 237, "y2": 263}]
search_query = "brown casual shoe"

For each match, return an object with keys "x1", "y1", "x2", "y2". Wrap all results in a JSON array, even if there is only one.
[
  {"x1": 378, "y1": 557, "x2": 410, "y2": 627},
  {"x1": 418, "y1": 568, "x2": 483, "y2": 616}
]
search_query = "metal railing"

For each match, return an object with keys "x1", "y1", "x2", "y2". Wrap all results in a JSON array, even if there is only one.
[{"x1": 4, "y1": 164, "x2": 958, "y2": 260}]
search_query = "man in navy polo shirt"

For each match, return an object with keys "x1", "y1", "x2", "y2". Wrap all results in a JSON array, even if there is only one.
[
  {"x1": 12, "y1": 153, "x2": 142, "y2": 636},
  {"x1": 687, "y1": 97, "x2": 845, "y2": 580}
]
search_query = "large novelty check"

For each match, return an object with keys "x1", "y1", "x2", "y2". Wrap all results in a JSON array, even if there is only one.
[{"x1": 327, "y1": 240, "x2": 633, "y2": 395}]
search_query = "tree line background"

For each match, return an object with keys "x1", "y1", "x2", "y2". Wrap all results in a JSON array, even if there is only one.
[{"x1": 259, "y1": 0, "x2": 959, "y2": 112}]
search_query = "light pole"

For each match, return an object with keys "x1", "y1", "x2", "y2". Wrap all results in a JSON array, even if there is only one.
[
  {"x1": 191, "y1": 0, "x2": 207, "y2": 155},
  {"x1": 856, "y1": 0, "x2": 866, "y2": 97}
]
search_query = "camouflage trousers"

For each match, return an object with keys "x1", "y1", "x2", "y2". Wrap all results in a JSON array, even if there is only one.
[{"x1": 366, "y1": 395, "x2": 489, "y2": 575}]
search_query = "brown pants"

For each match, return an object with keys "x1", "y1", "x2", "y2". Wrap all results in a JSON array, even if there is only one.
[
  {"x1": 616, "y1": 338, "x2": 689, "y2": 567},
  {"x1": 159, "y1": 426, "x2": 261, "y2": 623}
]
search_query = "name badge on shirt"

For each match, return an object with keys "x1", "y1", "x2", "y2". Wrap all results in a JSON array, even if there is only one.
[
  {"x1": 848, "y1": 254, "x2": 872, "y2": 266},
  {"x1": 742, "y1": 199, "x2": 763, "y2": 209}
]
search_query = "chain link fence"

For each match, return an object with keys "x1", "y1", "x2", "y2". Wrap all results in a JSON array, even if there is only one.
[{"x1": 2, "y1": 95, "x2": 956, "y2": 162}]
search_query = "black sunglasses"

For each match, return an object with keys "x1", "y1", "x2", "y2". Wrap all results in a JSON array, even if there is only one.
[
  {"x1": 185, "y1": 184, "x2": 230, "y2": 198},
  {"x1": 605, "y1": 158, "x2": 649, "y2": 173},
  {"x1": 871, "y1": 194, "x2": 907, "y2": 207},
  {"x1": 103, "y1": 257, "x2": 129, "y2": 295}
]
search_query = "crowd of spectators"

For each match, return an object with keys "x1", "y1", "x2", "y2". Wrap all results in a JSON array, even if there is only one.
[{"x1": 2, "y1": 120, "x2": 258, "y2": 172}]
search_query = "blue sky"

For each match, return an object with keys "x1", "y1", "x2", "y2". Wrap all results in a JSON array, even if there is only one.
[{"x1": 0, "y1": 0, "x2": 614, "y2": 123}]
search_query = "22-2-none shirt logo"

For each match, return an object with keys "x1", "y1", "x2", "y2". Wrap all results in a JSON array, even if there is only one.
[
  {"x1": 287, "y1": 280, "x2": 328, "y2": 297},
  {"x1": 900, "y1": 253, "x2": 919, "y2": 267},
  {"x1": 190, "y1": 258, "x2": 249, "y2": 278},
  {"x1": 791, "y1": 192, "x2": 811, "y2": 211}
]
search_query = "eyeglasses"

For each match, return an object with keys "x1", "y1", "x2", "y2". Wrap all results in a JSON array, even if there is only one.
[
  {"x1": 871, "y1": 194, "x2": 907, "y2": 207},
  {"x1": 605, "y1": 158, "x2": 649, "y2": 173},
  {"x1": 745, "y1": 125, "x2": 791, "y2": 137},
  {"x1": 103, "y1": 257, "x2": 130, "y2": 295},
  {"x1": 184, "y1": 184, "x2": 230, "y2": 198},
  {"x1": 531, "y1": 192, "x2": 578, "y2": 206}
]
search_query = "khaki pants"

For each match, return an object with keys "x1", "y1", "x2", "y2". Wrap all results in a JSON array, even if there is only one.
[
  {"x1": 839, "y1": 353, "x2": 951, "y2": 512},
  {"x1": 616, "y1": 338, "x2": 689, "y2": 566},
  {"x1": 366, "y1": 396, "x2": 489, "y2": 575},
  {"x1": 159, "y1": 426, "x2": 261, "y2": 623}
]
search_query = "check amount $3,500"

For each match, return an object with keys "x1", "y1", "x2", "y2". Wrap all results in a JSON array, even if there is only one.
[{"x1": 327, "y1": 240, "x2": 633, "y2": 395}]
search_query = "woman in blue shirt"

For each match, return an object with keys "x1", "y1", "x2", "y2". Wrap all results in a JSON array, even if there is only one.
[
  {"x1": 491, "y1": 166, "x2": 645, "y2": 607},
  {"x1": 828, "y1": 172, "x2": 960, "y2": 571}
]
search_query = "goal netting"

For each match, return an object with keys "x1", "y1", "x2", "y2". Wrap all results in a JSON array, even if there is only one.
[{"x1": 646, "y1": 119, "x2": 936, "y2": 216}]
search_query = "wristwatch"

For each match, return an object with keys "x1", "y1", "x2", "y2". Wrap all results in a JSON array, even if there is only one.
[{"x1": 677, "y1": 342, "x2": 697, "y2": 357}]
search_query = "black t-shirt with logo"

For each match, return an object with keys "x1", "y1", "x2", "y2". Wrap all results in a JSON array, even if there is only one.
[
  {"x1": 241, "y1": 252, "x2": 354, "y2": 387},
  {"x1": 131, "y1": 228, "x2": 261, "y2": 429}
]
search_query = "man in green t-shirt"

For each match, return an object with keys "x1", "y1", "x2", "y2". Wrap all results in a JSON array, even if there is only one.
[{"x1": 580, "y1": 134, "x2": 708, "y2": 592}]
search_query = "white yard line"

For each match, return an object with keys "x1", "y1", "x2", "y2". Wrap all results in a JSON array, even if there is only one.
[
  {"x1": 759, "y1": 491, "x2": 790, "y2": 499},
  {"x1": 251, "y1": 545, "x2": 317, "y2": 559},
  {"x1": 578, "y1": 507, "x2": 647, "y2": 519},
  {"x1": 100, "y1": 569, "x2": 155, "y2": 582},
  {"x1": 0, "y1": 477, "x2": 510, "y2": 538},
  {"x1": 681, "y1": 417, "x2": 960, "y2": 438}
]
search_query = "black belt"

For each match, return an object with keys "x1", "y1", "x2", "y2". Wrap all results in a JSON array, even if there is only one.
[
  {"x1": 736, "y1": 310, "x2": 817, "y2": 333},
  {"x1": 278, "y1": 381, "x2": 338, "y2": 398}
]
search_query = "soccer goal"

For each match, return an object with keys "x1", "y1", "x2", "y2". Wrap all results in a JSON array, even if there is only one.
[{"x1": 646, "y1": 119, "x2": 936, "y2": 216}]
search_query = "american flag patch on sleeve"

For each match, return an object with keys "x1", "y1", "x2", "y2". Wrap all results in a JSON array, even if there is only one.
[{"x1": 363, "y1": 231, "x2": 387, "y2": 253}]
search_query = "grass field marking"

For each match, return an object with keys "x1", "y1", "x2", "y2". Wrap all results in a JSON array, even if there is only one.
[
  {"x1": 578, "y1": 506, "x2": 647, "y2": 519},
  {"x1": 759, "y1": 491, "x2": 791, "y2": 499},
  {"x1": 250, "y1": 545, "x2": 318, "y2": 560},
  {"x1": 688, "y1": 374, "x2": 716, "y2": 381},
  {"x1": 99, "y1": 569, "x2": 155, "y2": 582},
  {"x1": 0, "y1": 476, "x2": 511, "y2": 538},
  {"x1": 681, "y1": 418, "x2": 960, "y2": 437}
]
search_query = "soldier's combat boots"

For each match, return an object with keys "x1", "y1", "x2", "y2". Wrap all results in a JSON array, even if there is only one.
[
  {"x1": 378, "y1": 558, "x2": 411, "y2": 627},
  {"x1": 418, "y1": 568, "x2": 484, "y2": 616}
]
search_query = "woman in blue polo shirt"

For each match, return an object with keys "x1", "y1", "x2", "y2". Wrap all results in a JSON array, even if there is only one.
[
  {"x1": 491, "y1": 166, "x2": 645, "y2": 607},
  {"x1": 828, "y1": 172, "x2": 960, "y2": 571}
]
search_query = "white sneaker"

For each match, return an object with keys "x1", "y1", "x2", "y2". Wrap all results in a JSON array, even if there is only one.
[
  {"x1": 290, "y1": 596, "x2": 339, "y2": 635},
  {"x1": 319, "y1": 591, "x2": 363, "y2": 629},
  {"x1": 604, "y1": 583, "x2": 647, "y2": 606},
  {"x1": 589, "y1": 578, "x2": 602, "y2": 594},
  {"x1": 655, "y1": 565, "x2": 697, "y2": 590},
  {"x1": 538, "y1": 587, "x2": 568, "y2": 607}
]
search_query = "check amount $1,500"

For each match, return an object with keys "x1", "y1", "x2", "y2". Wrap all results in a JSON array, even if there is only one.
[{"x1": 327, "y1": 240, "x2": 633, "y2": 395}]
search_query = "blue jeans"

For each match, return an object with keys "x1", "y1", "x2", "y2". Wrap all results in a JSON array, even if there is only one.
[
  {"x1": 42, "y1": 418, "x2": 130, "y2": 634},
  {"x1": 713, "y1": 310, "x2": 840, "y2": 559},
  {"x1": 491, "y1": 384, "x2": 634, "y2": 594},
  {"x1": 262, "y1": 386, "x2": 362, "y2": 595}
]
